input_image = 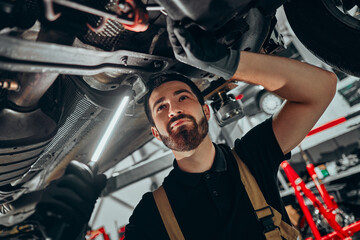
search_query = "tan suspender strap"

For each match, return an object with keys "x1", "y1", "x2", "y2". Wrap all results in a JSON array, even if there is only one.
[
  {"x1": 153, "y1": 186, "x2": 185, "y2": 240},
  {"x1": 231, "y1": 149, "x2": 299, "y2": 240},
  {"x1": 152, "y1": 149, "x2": 299, "y2": 240}
]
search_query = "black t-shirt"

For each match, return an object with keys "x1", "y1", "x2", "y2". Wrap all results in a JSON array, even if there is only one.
[{"x1": 125, "y1": 118, "x2": 291, "y2": 240}]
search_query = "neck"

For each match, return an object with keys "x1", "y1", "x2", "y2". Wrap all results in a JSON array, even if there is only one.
[{"x1": 173, "y1": 135, "x2": 216, "y2": 173}]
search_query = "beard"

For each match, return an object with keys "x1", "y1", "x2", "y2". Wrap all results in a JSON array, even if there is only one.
[{"x1": 158, "y1": 113, "x2": 208, "y2": 152}]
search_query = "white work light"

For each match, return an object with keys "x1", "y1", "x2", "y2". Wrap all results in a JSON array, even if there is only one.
[{"x1": 90, "y1": 94, "x2": 131, "y2": 164}]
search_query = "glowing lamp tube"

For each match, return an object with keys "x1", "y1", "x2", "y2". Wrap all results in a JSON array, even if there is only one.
[{"x1": 91, "y1": 95, "x2": 130, "y2": 164}]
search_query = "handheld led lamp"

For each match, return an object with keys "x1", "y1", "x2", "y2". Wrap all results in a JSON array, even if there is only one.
[{"x1": 89, "y1": 89, "x2": 133, "y2": 171}]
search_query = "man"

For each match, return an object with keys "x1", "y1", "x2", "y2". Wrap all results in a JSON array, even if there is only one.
[
  {"x1": 35, "y1": 17, "x2": 336, "y2": 240},
  {"x1": 123, "y1": 19, "x2": 336, "y2": 239}
]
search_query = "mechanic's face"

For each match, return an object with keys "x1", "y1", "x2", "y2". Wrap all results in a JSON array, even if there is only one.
[{"x1": 149, "y1": 81, "x2": 210, "y2": 152}]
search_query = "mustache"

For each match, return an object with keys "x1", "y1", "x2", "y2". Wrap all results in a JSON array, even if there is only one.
[{"x1": 167, "y1": 114, "x2": 196, "y2": 130}]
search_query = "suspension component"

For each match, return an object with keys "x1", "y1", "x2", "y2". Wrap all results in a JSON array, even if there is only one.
[
  {"x1": 43, "y1": 0, "x2": 149, "y2": 33},
  {"x1": 115, "y1": 0, "x2": 149, "y2": 32}
]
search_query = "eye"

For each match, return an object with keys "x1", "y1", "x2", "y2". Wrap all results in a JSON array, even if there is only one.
[
  {"x1": 157, "y1": 104, "x2": 166, "y2": 112},
  {"x1": 179, "y1": 95, "x2": 188, "y2": 101}
]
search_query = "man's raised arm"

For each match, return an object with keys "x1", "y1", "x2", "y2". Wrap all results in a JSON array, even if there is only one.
[
  {"x1": 231, "y1": 52, "x2": 337, "y2": 154},
  {"x1": 166, "y1": 17, "x2": 337, "y2": 154}
]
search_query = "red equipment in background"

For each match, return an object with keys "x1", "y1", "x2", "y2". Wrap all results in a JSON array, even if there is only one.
[
  {"x1": 281, "y1": 111, "x2": 360, "y2": 239},
  {"x1": 281, "y1": 160, "x2": 360, "y2": 239},
  {"x1": 118, "y1": 226, "x2": 125, "y2": 240},
  {"x1": 306, "y1": 110, "x2": 360, "y2": 137},
  {"x1": 86, "y1": 224, "x2": 126, "y2": 240},
  {"x1": 87, "y1": 227, "x2": 111, "y2": 240}
]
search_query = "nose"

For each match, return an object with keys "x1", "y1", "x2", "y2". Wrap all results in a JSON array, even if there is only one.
[{"x1": 168, "y1": 103, "x2": 182, "y2": 118}]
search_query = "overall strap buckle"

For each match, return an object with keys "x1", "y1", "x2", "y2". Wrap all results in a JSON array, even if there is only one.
[{"x1": 255, "y1": 206, "x2": 279, "y2": 233}]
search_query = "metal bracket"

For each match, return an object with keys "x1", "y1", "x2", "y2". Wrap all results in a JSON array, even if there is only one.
[{"x1": 0, "y1": 35, "x2": 176, "y2": 75}]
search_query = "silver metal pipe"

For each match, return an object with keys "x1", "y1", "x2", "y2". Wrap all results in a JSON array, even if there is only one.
[
  {"x1": 7, "y1": 27, "x2": 74, "y2": 108},
  {"x1": 7, "y1": 72, "x2": 59, "y2": 108},
  {"x1": 146, "y1": 6, "x2": 165, "y2": 11}
]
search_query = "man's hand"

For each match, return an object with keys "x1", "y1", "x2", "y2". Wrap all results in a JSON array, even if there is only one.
[
  {"x1": 166, "y1": 17, "x2": 240, "y2": 79},
  {"x1": 35, "y1": 161, "x2": 107, "y2": 240}
]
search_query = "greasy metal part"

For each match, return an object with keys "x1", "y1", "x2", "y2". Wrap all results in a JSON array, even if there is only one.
[
  {"x1": 87, "y1": 18, "x2": 108, "y2": 33},
  {"x1": 153, "y1": 0, "x2": 252, "y2": 30},
  {"x1": 0, "y1": 188, "x2": 26, "y2": 205},
  {"x1": 82, "y1": 74, "x2": 147, "y2": 103},
  {"x1": 238, "y1": 8, "x2": 273, "y2": 52},
  {"x1": 218, "y1": 90, "x2": 227, "y2": 103},
  {"x1": 7, "y1": 73, "x2": 58, "y2": 108},
  {"x1": 7, "y1": 25, "x2": 76, "y2": 108},
  {"x1": 0, "y1": 157, "x2": 38, "y2": 175},
  {"x1": 0, "y1": 61, "x2": 149, "y2": 76},
  {"x1": 145, "y1": 5, "x2": 165, "y2": 11},
  {"x1": 203, "y1": 79, "x2": 238, "y2": 101},
  {"x1": 118, "y1": 0, "x2": 149, "y2": 32},
  {"x1": 216, "y1": 100, "x2": 244, "y2": 123},
  {"x1": 0, "y1": 139, "x2": 52, "y2": 200},
  {"x1": 46, "y1": 0, "x2": 134, "y2": 25},
  {"x1": 0, "y1": 106, "x2": 57, "y2": 190},
  {"x1": 211, "y1": 91, "x2": 245, "y2": 127},
  {"x1": 118, "y1": 3, "x2": 132, "y2": 13},
  {"x1": 0, "y1": 108, "x2": 57, "y2": 143},
  {"x1": 263, "y1": 24, "x2": 285, "y2": 55},
  {"x1": 0, "y1": 203, "x2": 13, "y2": 214},
  {"x1": 82, "y1": 74, "x2": 122, "y2": 91},
  {"x1": 0, "y1": 35, "x2": 174, "y2": 75},
  {"x1": 13, "y1": 75, "x2": 154, "y2": 182},
  {"x1": 44, "y1": 0, "x2": 149, "y2": 33},
  {"x1": 102, "y1": 151, "x2": 174, "y2": 196},
  {"x1": 0, "y1": 80, "x2": 20, "y2": 91},
  {"x1": 43, "y1": 0, "x2": 62, "y2": 21},
  {"x1": 149, "y1": 28, "x2": 166, "y2": 54},
  {"x1": 36, "y1": 27, "x2": 75, "y2": 46},
  {"x1": 131, "y1": 76, "x2": 147, "y2": 103},
  {"x1": 0, "y1": 193, "x2": 38, "y2": 227},
  {"x1": 160, "y1": 9, "x2": 167, "y2": 15},
  {"x1": 72, "y1": 78, "x2": 133, "y2": 109},
  {"x1": 0, "y1": 28, "x2": 72, "y2": 200},
  {"x1": 31, "y1": 96, "x2": 104, "y2": 185}
]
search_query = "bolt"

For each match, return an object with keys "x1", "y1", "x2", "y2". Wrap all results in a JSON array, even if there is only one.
[
  {"x1": 0, "y1": 80, "x2": 20, "y2": 91},
  {"x1": 118, "y1": 3, "x2": 131, "y2": 13},
  {"x1": 121, "y1": 56, "x2": 128, "y2": 66},
  {"x1": 153, "y1": 61, "x2": 163, "y2": 69}
]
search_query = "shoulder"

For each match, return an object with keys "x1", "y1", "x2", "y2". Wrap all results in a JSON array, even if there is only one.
[
  {"x1": 233, "y1": 117, "x2": 289, "y2": 175},
  {"x1": 237, "y1": 117, "x2": 274, "y2": 147},
  {"x1": 127, "y1": 192, "x2": 156, "y2": 225},
  {"x1": 125, "y1": 192, "x2": 167, "y2": 239}
]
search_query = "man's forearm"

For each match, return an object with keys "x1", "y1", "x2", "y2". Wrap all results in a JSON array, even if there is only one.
[
  {"x1": 231, "y1": 51, "x2": 337, "y2": 154},
  {"x1": 231, "y1": 51, "x2": 337, "y2": 105}
]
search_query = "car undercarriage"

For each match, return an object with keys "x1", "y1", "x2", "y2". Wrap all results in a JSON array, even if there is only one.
[{"x1": 0, "y1": 0, "x2": 359, "y2": 237}]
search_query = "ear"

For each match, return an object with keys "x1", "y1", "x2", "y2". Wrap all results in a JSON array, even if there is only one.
[
  {"x1": 202, "y1": 104, "x2": 211, "y2": 121},
  {"x1": 151, "y1": 126, "x2": 162, "y2": 141}
]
